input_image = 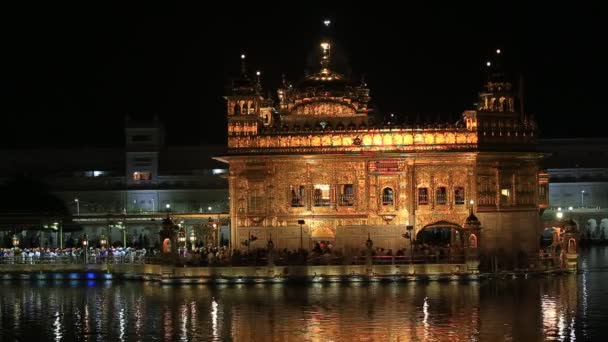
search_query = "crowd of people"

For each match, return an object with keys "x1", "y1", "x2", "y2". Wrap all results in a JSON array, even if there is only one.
[
  {"x1": 0, "y1": 240, "x2": 466, "y2": 266},
  {"x1": 0, "y1": 246, "x2": 154, "y2": 264}
]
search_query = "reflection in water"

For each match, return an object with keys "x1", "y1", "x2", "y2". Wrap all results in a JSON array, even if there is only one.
[
  {"x1": 53, "y1": 312, "x2": 62, "y2": 342},
  {"x1": 119, "y1": 308, "x2": 125, "y2": 342},
  {"x1": 0, "y1": 247, "x2": 607, "y2": 341},
  {"x1": 211, "y1": 299, "x2": 218, "y2": 340}
]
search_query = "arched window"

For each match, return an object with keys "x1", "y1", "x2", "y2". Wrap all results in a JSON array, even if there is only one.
[
  {"x1": 290, "y1": 185, "x2": 305, "y2": 207},
  {"x1": 242, "y1": 102, "x2": 249, "y2": 115},
  {"x1": 382, "y1": 187, "x2": 394, "y2": 206},
  {"x1": 468, "y1": 234, "x2": 478, "y2": 248},
  {"x1": 418, "y1": 188, "x2": 429, "y2": 205},
  {"x1": 233, "y1": 103, "x2": 240, "y2": 115},
  {"x1": 435, "y1": 187, "x2": 447, "y2": 205},
  {"x1": 568, "y1": 238, "x2": 577, "y2": 254}
]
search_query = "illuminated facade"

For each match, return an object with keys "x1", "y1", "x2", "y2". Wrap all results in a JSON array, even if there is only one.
[{"x1": 218, "y1": 32, "x2": 548, "y2": 259}]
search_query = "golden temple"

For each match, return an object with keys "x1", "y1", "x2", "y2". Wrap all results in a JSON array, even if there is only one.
[{"x1": 217, "y1": 24, "x2": 548, "y2": 262}]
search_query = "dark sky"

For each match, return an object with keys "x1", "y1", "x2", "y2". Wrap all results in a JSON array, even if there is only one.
[{"x1": 1, "y1": 3, "x2": 605, "y2": 148}]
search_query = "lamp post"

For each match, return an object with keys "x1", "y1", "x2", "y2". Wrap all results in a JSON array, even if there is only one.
[
  {"x1": 120, "y1": 221, "x2": 126, "y2": 247},
  {"x1": 298, "y1": 220, "x2": 305, "y2": 251},
  {"x1": 213, "y1": 221, "x2": 219, "y2": 247},
  {"x1": 403, "y1": 225, "x2": 414, "y2": 263},
  {"x1": 82, "y1": 234, "x2": 89, "y2": 264},
  {"x1": 267, "y1": 233, "x2": 275, "y2": 267},
  {"x1": 12, "y1": 234, "x2": 20, "y2": 249},
  {"x1": 166, "y1": 203, "x2": 171, "y2": 213},
  {"x1": 189, "y1": 230, "x2": 197, "y2": 251},
  {"x1": 74, "y1": 198, "x2": 80, "y2": 215},
  {"x1": 365, "y1": 233, "x2": 374, "y2": 267},
  {"x1": 177, "y1": 227, "x2": 186, "y2": 255},
  {"x1": 581, "y1": 190, "x2": 585, "y2": 207},
  {"x1": 100, "y1": 234, "x2": 107, "y2": 248}
]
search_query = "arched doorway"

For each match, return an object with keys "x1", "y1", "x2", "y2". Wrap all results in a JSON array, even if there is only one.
[
  {"x1": 162, "y1": 238, "x2": 172, "y2": 253},
  {"x1": 310, "y1": 226, "x2": 335, "y2": 253},
  {"x1": 417, "y1": 221, "x2": 464, "y2": 248},
  {"x1": 416, "y1": 221, "x2": 465, "y2": 263}
]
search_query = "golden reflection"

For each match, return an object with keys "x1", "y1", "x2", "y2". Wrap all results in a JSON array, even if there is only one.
[
  {"x1": 211, "y1": 298, "x2": 219, "y2": 340},
  {"x1": 163, "y1": 306, "x2": 173, "y2": 341},
  {"x1": 119, "y1": 308, "x2": 126, "y2": 342},
  {"x1": 53, "y1": 312, "x2": 62, "y2": 342},
  {"x1": 422, "y1": 296, "x2": 430, "y2": 341},
  {"x1": 179, "y1": 303, "x2": 188, "y2": 342}
]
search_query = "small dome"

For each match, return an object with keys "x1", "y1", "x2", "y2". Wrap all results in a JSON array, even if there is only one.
[
  {"x1": 465, "y1": 212, "x2": 481, "y2": 228},
  {"x1": 564, "y1": 219, "x2": 578, "y2": 234}
]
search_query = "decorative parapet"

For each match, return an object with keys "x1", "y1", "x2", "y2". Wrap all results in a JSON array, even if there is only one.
[{"x1": 228, "y1": 128, "x2": 478, "y2": 154}]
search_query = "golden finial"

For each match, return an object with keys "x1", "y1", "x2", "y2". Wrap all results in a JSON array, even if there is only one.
[{"x1": 320, "y1": 41, "x2": 331, "y2": 72}]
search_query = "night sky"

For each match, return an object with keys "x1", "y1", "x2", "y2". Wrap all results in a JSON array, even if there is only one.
[{"x1": 1, "y1": 3, "x2": 604, "y2": 148}]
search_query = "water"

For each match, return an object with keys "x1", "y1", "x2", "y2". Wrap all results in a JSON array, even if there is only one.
[{"x1": 1, "y1": 247, "x2": 607, "y2": 341}]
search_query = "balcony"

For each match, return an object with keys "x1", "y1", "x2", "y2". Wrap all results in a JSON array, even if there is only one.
[{"x1": 339, "y1": 194, "x2": 354, "y2": 206}]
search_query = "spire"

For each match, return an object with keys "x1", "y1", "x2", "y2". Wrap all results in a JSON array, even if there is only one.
[
  {"x1": 485, "y1": 48, "x2": 506, "y2": 83},
  {"x1": 255, "y1": 70, "x2": 262, "y2": 94},
  {"x1": 320, "y1": 41, "x2": 331, "y2": 72},
  {"x1": 320, "y1": 18, "x2": 332, "y2": 73},
  {"x1": 240, "y1": 53, "x2": 248, "y2": 78}
]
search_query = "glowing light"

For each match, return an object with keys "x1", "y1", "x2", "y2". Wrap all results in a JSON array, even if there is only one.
[
  {"x1": 557, "y1": 212, "x2": 564, "y2": 219},
  {"x1": 240, "y1": 54, "x2": 246, "y2": 59},
  {"x1": 320, "y1": 42, "x2": 330, "y2": 50},
  {"x1": 211, "y1": 299, "x2": 219, "y2": 339},
  {"x1": 496, "y1": 49, "x2": 501, "y2": 54},
  {"x1": 568, "y1": 206, "x2": 573, "y2": 211},
  {"x1": 256, "y1": 71, "x2": 261, "y2": 76},
  {"x1": 469, "y1": 199, "x2": 474, "y2": 205},
  {"x1": 423, "y1": 296, "x2": 430, "y2": 340},
  {"x1": 119, "y1": 308, "x2": 126, "y2": 342},
  {"x1": 208, "y1": 206, "x2": 212, "y2": 211},
  {"x1": 486, "y1": 61, "x2": 491, "y2": 67},
  {"x1": 323, "y1": 19, "x2": 331, "y2": 27},
  {"x1": 53, "y1": 312, "x2": 63, "y2": 342}
]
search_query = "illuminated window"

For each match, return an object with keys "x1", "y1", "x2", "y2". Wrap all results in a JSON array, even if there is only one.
[
  {"x1": 454, "y1": 187, "x2": 465, "y2": 205},
  {"x1": 248, "y1": 195, "x2": 264, "y2": 212},
  {"x1": 435, "y1": 187, "x2": 447, "y2": 205},
  {"x1": 314, "y1": 184, "x2": 331, "y2": 206},
  {"x1": 133, "y1": 172, "x2": 152, "y2": 181},
  {"x1": 339, "y1": 184, "x2": 354, "y2": 206},
  {"x1": 500, "y1": 188, "x2": 511, "y2": 205},
  {"x1": 290, "y1": 185, "x2": 306, "y2": 207},
  {"x1": 382, "y1": 187, "x2": 394, "y2": 206},
  {"x1": 418, "y1": 188, "x2": 428, "y2": 205}
]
